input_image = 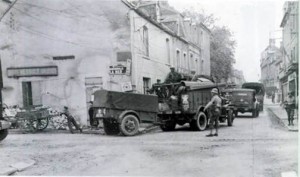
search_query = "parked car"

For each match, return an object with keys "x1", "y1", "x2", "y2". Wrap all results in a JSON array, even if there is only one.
[
  {"x1": 242, "y1": 82, "x2": 265, "y2": 111},
  {"x1": 0, "y1": 119, "x2": 10, "y2": 141},
  {"x1": 221, "y1": 89, "x2": 260, "y2": 118}
]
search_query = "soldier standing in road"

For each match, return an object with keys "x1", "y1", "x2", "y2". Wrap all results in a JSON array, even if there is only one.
[
  {"x1": 284, "y1": 91, "x2": 296, "y2": 126},
  {"x1": 204, "y1": 88, "x2": 222, "y2": 137}
]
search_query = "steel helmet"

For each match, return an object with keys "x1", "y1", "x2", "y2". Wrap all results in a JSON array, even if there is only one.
[{"x1": 211, "y1": 88, "x2": 218, "y2": 94}]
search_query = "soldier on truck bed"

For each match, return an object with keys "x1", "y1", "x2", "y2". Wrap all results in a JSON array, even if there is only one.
[
  {"x1": 204, "y1": 88, "x2": 222, "y2": 137},
  {"x1": 165, "y1": 66, "x2": 182, "y2": 83}
]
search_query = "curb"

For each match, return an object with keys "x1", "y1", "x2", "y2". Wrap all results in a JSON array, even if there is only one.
[
  {"x1": 267, "y1": 107, "x2": 298, "y2": 132},
  {"x1": 0, "y1": 167, "x2": 18, "y2": 176}
]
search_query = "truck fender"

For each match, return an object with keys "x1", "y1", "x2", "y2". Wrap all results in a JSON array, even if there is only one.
[
  {"x1": 118, "y1": 110, "x2": 140, "y2": 123},
  {"x1": 195, "y1": 106, "x2": 207, "y2": 120}
]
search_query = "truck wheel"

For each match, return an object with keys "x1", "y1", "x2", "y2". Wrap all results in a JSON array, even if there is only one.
[
  {"x1": 160, "y1": 120, "x2": 176, "y2": 131},
  {"x1": 0, "y1": 129, "x2": 8, "y2": 141},
  {"x1": 252, "y1": 110, "x2": 256, "y2": 118},
  {"x1": 192, "y1": 112, "x2": 207, "y2": 131},
  {"x1": 235, "y1": 112, "x2": 238, "y2": 117},
  {"x1": 103, "y1": 119, "x2": 120, "y2": 135},
  {"x1": 119, "y1": 114, "x2": 140, "y2": 136},
  {"x1": 227, "y1": 110, "x2": 233, "y2": 126},
  {"x1": 260, "y1": 105, "x2": 264, "y2": 112}
]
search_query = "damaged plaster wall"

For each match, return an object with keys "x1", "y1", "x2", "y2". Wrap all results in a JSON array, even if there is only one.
[{"x1": 0, "y1": 0, "x2": 131, "y2": 124}]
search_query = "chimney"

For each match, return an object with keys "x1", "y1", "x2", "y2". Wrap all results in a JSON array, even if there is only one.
[
  {"x1": 156, "y1": 1, "x2": 161, "y2": 23},
  {"x1": 269, "y1": 38, "x2": 275, "y2": 46}
]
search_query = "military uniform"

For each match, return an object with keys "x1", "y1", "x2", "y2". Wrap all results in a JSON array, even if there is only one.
[
  {"x1": 165, "y1": 69, "x2": 182, "y2": 83},
  {"x1": 204, "y1": 88, "x2": 222, "y2": 136}
]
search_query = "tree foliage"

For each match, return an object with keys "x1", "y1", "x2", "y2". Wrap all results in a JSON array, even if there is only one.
[
  {"x1": 210, "y1": 26, "x2": 236, "y2": 82},
  {"x1": 183, "y1": 9, "x2": 236, "y2": 82}
]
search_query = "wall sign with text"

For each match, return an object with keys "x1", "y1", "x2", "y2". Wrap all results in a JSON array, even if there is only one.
[{"x1": 7, "y1": 66, "x2": 58, "y2": 78}]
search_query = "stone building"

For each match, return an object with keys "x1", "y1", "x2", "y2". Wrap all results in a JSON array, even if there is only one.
[
  {"x1": 0, "y1": 0, "x2": 211, "y2": 125},
  {"x1": 260, "y1": 39, "x2": 282, "y2": 100},
  {"x1": 228, "y1": 69, "x2": 245, "y2": 88},
  {"x1": 279, "y1": 1, "x2": 298, "y2": 103}
]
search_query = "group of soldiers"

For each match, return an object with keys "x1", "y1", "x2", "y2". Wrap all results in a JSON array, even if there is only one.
[{"x1": 164, "y1": 66, "x2": 222, "y2": 137}]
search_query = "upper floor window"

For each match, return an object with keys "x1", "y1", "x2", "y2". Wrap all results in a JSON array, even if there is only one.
[
  {"x1": 183, "y1": 53, "x2": 187, "y2": 71},
  {"x1": 143, "y1": 26, "x2": 149, "y2": 56},
  {"x1": 176, "y1": 50, "x2": 180, "y2": 71},
  {"x1": 166, "y1": 38, "x2": 170, "y2": 64}
]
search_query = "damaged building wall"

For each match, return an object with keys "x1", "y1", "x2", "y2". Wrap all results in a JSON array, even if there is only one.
[{"x1": 0, "y1": 0, "x2": 130, "y2": 125}]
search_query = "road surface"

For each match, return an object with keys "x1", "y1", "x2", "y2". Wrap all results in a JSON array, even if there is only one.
[{"x1": 0, "y1": 105, "x2": 297, "y2": 177}]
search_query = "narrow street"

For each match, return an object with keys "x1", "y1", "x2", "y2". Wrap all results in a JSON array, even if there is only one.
[{"x1": 0, "y1": 103, "x2": 297, "y2": 177}]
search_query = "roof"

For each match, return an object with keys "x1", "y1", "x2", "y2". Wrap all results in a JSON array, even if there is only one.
[{"x1": 280, "y1": 11, "x2": 289, "y2": 27}]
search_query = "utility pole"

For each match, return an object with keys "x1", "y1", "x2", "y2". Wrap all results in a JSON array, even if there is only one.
[{"x1": 0, "y1": 0, "x2": 18, "y2": 22}]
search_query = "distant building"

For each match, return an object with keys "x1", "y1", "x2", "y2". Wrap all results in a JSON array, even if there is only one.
[
  {"x1": 0, "y1": 0, "x2": 211, "y2": 125},
  {"x1": 260, "y1": 39, "x2": 282, "y2": 100},
  {"x1": 279, "y1": 1, "x2": 298, "y2": 104},
  {"x1": 228, "y1": 69, "x2": 245, "y2": 88}
]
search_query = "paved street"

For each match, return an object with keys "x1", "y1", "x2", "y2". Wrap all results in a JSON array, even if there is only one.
[{"x1": 0, "y1": 104, "x2": 297, "y2": 177}]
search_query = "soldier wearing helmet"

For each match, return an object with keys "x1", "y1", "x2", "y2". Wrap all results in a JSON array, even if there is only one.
[
  {"x1": 204, "y1": 88, "x2": 222, "y2": 137},
  {"x1": 165, "y1": 66, "x2": 182, "y2": 83}
]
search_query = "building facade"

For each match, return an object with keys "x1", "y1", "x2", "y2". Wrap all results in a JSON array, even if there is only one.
[
  {"x1": 0, "y1": 0, "x2": 211, "y2": 125},
  {"x1": 260, "y1": 39, "x2": 282, "y2": 100},
  {"x1": 279, "y1": 1, "x2": 298, "y2": 104},
  {"x1": 228, "y1": 69, "x2": 245, "y2": 88}
]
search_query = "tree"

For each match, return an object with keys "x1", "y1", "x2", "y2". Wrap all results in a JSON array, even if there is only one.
[
  {"x1": 182, "y1": 9, "x2": 236, "y2": 82},
  {"x1": 210, "y1": 26, "x2": 236, "y2": 82}
]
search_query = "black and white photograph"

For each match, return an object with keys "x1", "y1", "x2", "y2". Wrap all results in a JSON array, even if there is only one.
[{"x1": 0, "y1": 0, "x2": 298, "y2": 176}]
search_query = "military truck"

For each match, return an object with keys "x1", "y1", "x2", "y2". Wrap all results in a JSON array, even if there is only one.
[
  {"x1": 151, "y1": 80, "x2": 235, "y2": 131},
  {"x1": 92, "y1": 90, "x2": 158, "y2": 136},
  {"x1": 242, "y1": 82, "x2": 265, "y2": 111}
]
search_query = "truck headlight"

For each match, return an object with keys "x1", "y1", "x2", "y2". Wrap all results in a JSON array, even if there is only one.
[
  {"x1": 95, "y1": 108, "x2": 107, "y2": 118},
  {"x1": 181, "y1": 94, "x2": 189, "y2": 111}
]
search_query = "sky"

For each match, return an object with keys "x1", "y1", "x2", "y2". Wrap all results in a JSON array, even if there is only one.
[{"x1": 168, "y1": 0, "x2": 286, "y2": 82}]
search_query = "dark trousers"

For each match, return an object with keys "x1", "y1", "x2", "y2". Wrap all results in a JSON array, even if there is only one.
[
  {"x1": 69, "y1": 116, "x2": 81, "y2": 130},
  {"x1": 285, "y1": 107, "x2": 295, "y2": 124},
  {"x1": 209, "y1": 109, "x2": 220, "y2": 133}
]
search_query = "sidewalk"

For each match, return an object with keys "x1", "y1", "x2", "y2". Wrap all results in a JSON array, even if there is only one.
[{"x1": 265, "y1": 98, "x2": 298, "y2": 132}]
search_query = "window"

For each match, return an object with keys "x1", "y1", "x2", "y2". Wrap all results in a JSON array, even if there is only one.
[
  {"x1": 22, "y1": 81, "x2": 42, "y2": 108},
  {"x1": 143, "y1": 77, "x2": 151, "y2": 94},
  {"x1": 183, "y1": 53, "x2": 187, "y2": 72},
  {"x1": 143, "y1": 26, "x2": 149, "y2": 56},
  {"x1": 201, "y1": 59, "x2": 204, "y2": 74},
  {"x1": 176, "y1": 50, "x2": 180, "y2": 71},
  {"x1": 190, "y1": 54, "x2": 194, "y2": 71},
  {"x1": 166, "y1": 38, "x2": 170, "y2": 64}
]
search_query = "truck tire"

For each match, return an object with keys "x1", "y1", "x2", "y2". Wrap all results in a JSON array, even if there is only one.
[
  {"x1": 192, "y1": 112, "x2": 207, "y2": 131},
  {"x1": 260, "y1": 105, "x2": 264, "y2": 112},
  {"x1": 235, "y1": 112, "x2": 238, "y2": 117},
  {"x1": 227, "y1": 110, "x2": 233, "y2": 126},
  {"x1": 119, "y1": 114, "x2": 140, "y2": 136},
  {"x1": 103, "y1": 119, "x2": 120, "y2": 135},
  {"x1": 160, "y1": 120, "x2": 176, "y2": 131},
  {"x1": 252, "y1": 109, "x2": 256, "y2": 118},
  {"x1": 0, "y1": 129, "x2": 8, "y2": 141}
]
